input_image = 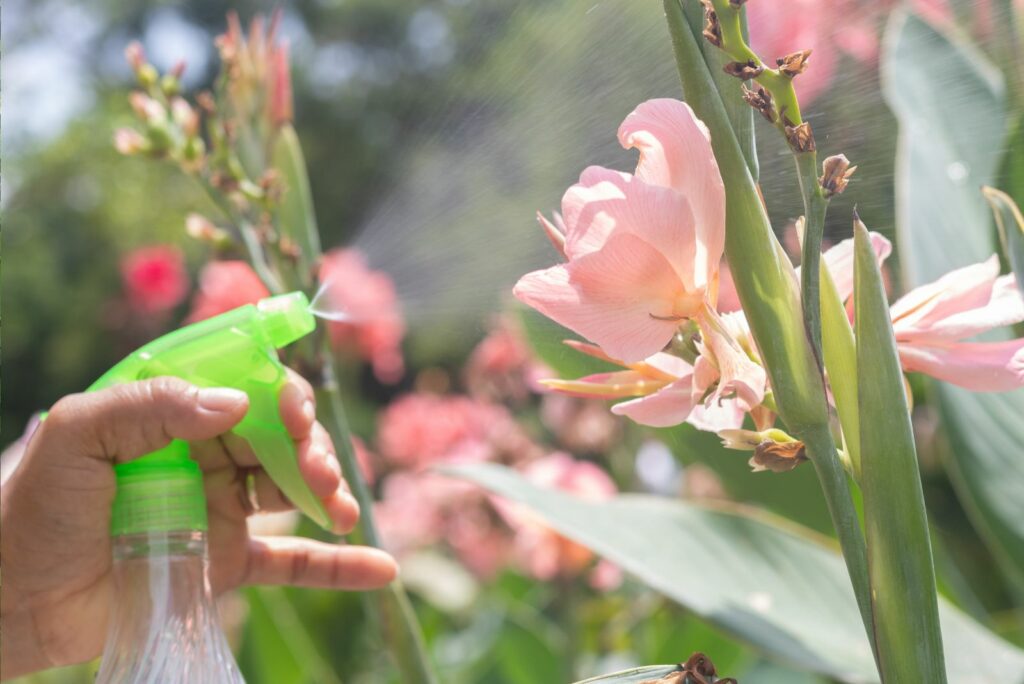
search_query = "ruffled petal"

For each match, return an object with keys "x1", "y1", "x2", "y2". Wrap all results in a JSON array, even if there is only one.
[
  {"x1": 898, "y1": 339, "x2": 1024, "y2": 392},
  {"x1": 687, "y1": 399, "x2": 746, "y2": 433},
  {"x1": 697, "y1": 307, "x2": 767, "y2": 411},
  {"x1": 561, "y1": 167, "x2": 702, "y2": 294},
  {"x1": 513, "y1": 233, "x2": 686, "y2": 363},
  {"x1": 617, "y1": 99, "x2": 725, "y2": 290}
]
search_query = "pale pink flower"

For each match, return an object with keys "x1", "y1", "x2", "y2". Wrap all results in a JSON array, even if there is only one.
[
  {"x1": 464, "y1": 317, "x2": 549, "y2": 402},
  {"x1": 496, "y1": 453, "x2": 621, "y2": 587},
  {"x1": 318, "y1": 248, "x2": 405, "y2": 384},
  {"x1": 121, "y1": 245, "x2": 189, "y2": 314},
  {"x1": 514, "y1": 100, "x2": 766, "y2": 426},
  {"x1": 187, "y1": 260, "x2": 270, "y2": 322},
  {"x1": 114, "y1": 128, "x2": 147, "y2": 155},
  {"x1": 825, "y1": 234, "x2": 1024, "y2": 391},
  {"x1": 515, "y1": 99, "x2": 725, "y2": 364}
]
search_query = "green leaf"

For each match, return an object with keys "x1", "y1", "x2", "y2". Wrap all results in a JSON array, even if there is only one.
[
  {"x1": 446, "y1": 463, "x2": 1024, "y2": 683},
  {"x1": 983, "y1": 186, "x2": 1024, "y2": 294},
  {"x1": 819, "y1": 257, "x2": 860, "y2": 474},
  {"x1": 272, "y1": 125, "x2": 323, "y2": 287},
  {"x1": 241, "y1": 587, "x2": 343, "y2": 684},
  {"x1": 882, "y1": 12, "x2": 1024, "y2": 589},
  {"x1": 854, "y1": 222, "x2": 946, "y2": 682}
]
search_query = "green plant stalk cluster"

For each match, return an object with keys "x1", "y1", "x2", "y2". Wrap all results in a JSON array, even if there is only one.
[
  {"x1": 665, "y1": 0, "x2": 876, "y2": 659},
  {"x1": 708, "y1": 0, "x2": 829, "y2": 369}
]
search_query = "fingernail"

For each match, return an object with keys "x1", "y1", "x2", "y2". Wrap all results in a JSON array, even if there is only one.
[
  {"x1": 197, "y1": 387, "x2": 248, "y2": 411},
  {"x1": 301, "y1": 400, "x2": 315, "y2": 424}
]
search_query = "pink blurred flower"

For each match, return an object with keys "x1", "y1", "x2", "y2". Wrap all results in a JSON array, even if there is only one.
[
  {"x1": 465, "y1": 317, "x2": 551, "y2": 402},
  {"x1": 746, "y1": 0, "x2": 883, "y2": 104},
  {"x1": 374, "y1": 471, "x2": 512, "y2": 579},
  {"x1": 121, "y1": 245, "x2": 189, "y2": 314},
  {"x1": 376, "y1": 393, "x2": 515, "y2": 469},
  {"x1": 318, "y1": 248, "x2": 405, "y2": 384},
  {"x1": 187, "y1": 260, "x2": 270, "y2": 322},
  {"x1": 825, "y1": 234, "x2": 1024, "y2": 391},
  {"x1": 497, "y1": 453, "x2": 621, "y2": 587}
]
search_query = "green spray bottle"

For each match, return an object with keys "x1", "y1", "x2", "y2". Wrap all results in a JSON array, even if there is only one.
[{"x1": 89, "y1": 291, "x2": 327, "y2": 683}]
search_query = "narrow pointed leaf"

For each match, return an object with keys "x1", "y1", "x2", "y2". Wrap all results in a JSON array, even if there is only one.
[
  {"x1": 819, "y1": 259, "x2": 860, "y2": 474},
  {"x1": 444, "y1": 463, "x2": 1024, "y2": 683},
  {"x1": 272, "y1": 125, "x2": 323, "y2": 286},
  {"x1": 854, "y1": 222, "x2": 946, "y2": 682}
]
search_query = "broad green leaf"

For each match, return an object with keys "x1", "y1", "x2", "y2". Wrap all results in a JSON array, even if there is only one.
[
  {"x1": 882, "y1": 12, "x2": 1024, "y2": 588},
  {"x1": 983, "y1": 186, "x2": 1024, "y2": 294},
  {"x1": 446, "y1": 463, "x2": 1024, "y2": 683},
  {"x1": 854, "y1": 222, "x2": 946, "y2": 682}
]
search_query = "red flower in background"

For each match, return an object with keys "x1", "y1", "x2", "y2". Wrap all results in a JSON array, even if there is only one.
[
  {"x1": 187, "y1": 260, "x2": 270, "y2": 322},
  {"x1": 121, "y1": 245, "x2": 189, "y2": 314},
  {"x1": 319, "y1": 248, "x2": 406, "y2": 384}
]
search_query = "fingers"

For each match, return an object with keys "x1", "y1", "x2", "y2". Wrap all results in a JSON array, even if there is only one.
[
  {"x1": 42, "y1": 378, "x2": 249, "y2": 464},
  {"x1": 297, "y1": 423, "x2": 341, "y2": 497},
  {"x1": 245, "y1": 537, "x2": 398, "y2": 590},
  {"x1": 279, "y1": 370, "x2": 316, "y2": 441}
]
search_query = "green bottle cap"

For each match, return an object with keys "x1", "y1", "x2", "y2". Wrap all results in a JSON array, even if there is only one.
[{"x1": 111, "y1": 440, "x2": 207, "y2": 536}]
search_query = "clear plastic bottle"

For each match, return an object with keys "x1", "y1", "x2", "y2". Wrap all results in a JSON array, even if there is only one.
[{"x1": 94, "y1": 442, "x2": 245, "y2": 683}]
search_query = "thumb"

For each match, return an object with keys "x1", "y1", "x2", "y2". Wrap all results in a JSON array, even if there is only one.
[{"x1": 41, "y1": 377, "x2": 249, "y2": 464}]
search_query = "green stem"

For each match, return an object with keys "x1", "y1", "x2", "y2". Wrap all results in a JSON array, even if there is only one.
[
  {"x1": 800, "y1": 423, "x2": 877, "y2": 666},
  {"x1": 795, "y1": 151, "x2": 828, "y2": 371}
]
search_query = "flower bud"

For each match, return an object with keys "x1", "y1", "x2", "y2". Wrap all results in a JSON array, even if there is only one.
[
  {"x1": 171, "y1": 97, "x2": 200, "y2": 137},
  {"x1": 129, "y1": 92, "x2": 166, "y2": 124},
  {"x1": 125, "y1": 41, "x2": 146, "y2": 72},
  {"x1": 114, "y1": 128, "x2": 148, "y2": 155},
  {"x1": 185, "y1": 213, "x2": 231, "y2": 246},
  {"x1": 819, "y1": 154, "x2": 857, "y2": 198}
]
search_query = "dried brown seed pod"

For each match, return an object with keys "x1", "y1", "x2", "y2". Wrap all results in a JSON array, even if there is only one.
[
  {"x1": 785, "y1": 121, "x2": 816, "y2": 152},
  {"x1": 723, "y1": 59, "x2": 764, "y2": 80},
  {"x1": 820, "y1": 154, "x2": 858, "y2": 197},
  {"x1": 777, "y1": 49, "x2": 812, "y2": 77}
]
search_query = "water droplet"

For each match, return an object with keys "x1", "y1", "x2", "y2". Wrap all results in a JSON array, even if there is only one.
[{"x1": 946, "y1": 161, "x2": 969, "y2": 184}]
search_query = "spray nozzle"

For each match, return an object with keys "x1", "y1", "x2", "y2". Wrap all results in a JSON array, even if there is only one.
[
  {"x1": 89, "y1": 291, "x2": 332, "y2": 534},
  {"x1": 257, "y1": 292, "x2": 316, "y2": 347}
]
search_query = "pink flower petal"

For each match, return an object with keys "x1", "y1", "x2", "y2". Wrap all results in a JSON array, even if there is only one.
[
  {"x1": 514, "y1": 233, "x2": 689, "y2": 363},
  {"x1": 611, "y1": 374, "x2": 697, "y2": 428},
  {"x1": 892, "y1": 257, "x2": 1017, "y2": 341},
  {"x1": 687, "y1": 399, "x2": 746, "y2": 433},
  {"x1": 561, "y1": 167, "x2": 703, "y2": 293},
  {"x1": 617, "y1": 99, "x2": 725, "y2": 291},
  {"x1": 899, "y1": 339, "x2": 1024, "y2": 392}
]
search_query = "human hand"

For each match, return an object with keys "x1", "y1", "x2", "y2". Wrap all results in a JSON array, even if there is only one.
[{"x1": 0, "y1": 372, "x2": 396, "y2": 680}]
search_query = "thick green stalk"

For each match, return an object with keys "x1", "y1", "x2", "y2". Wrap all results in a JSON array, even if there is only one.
[
  {"x1": 664, "y1": 0, "x2": 876, "y2": 658},
  {"x1": 854, "y1": 222, "x2": 946, "y2": 683},
  {"x1": 795, "y1": 153, "x2": 828, "y2": 368}
]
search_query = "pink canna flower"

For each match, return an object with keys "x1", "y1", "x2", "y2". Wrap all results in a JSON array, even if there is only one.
[
  {"x1": 121, "y1": 245, "x2": 189, "y2": 314},
  {"x1": 515, "y1": 99, "x2": 725, "y2": 364},
  {"x1": 824, "y1": 234, "x2": 1024, "y2": 392},
  {"x1": 514, "y1": 99, "x2": 766, "y2": 427},
  {"x1": 187, "y1": 260, "x2": 270, "y2": 322},
  {"x1": 319, "y1": 248, "x2": 406, "y2": 384}
]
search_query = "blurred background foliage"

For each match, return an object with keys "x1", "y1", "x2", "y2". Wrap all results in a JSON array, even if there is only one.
[{"x1": 4, "y1": 0, "x2": 1023, "y2": 682}]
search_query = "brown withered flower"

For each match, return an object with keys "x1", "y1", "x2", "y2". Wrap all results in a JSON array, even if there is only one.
[
  {"x1": 701, "y1": 0, "x2": 722, "y2": 47},
  {"x1": 750, "y1": 440, "x2": 808, "y2": 473},
  {"x1": 785, "y1": 121, "x2": 816, "y2": 152},
  {"x1": 741, "y1": 85, "x2": 776, "y2": 123},
  {"x1": 777, "y1": 49, "x2": 812, "y2": 78},
  {"x1": 724, "y1": 59, "x2": 763, "y2": 80},
  {"x1": 640, "y1": 652, "x2": 738, "y2": 684},
  {"x1": 819, "y1": 154, "x2": 857, "y2": 197}
]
